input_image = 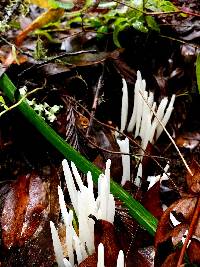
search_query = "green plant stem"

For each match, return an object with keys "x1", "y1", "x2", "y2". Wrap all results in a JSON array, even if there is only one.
[{"x1": 0, "y1": 73, "x2": 158, "y2": 236}]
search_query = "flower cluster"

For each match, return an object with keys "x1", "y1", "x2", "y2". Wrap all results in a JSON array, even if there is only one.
[{"x1": 19, "y1": 86, "x2": 62, "y2": 122}]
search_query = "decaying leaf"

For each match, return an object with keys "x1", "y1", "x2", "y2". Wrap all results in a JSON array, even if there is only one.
[
  {"x1": 1, "y1": 173, "x2": 48, "y2": 249},
  {"x1": 15, "y1": 8, "x2": 65, "y2": 46}
]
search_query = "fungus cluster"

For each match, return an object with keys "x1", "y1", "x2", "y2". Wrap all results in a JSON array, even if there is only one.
[
  {"x1": 117, "y1": 70, "x2": 175, "y2": 185},
  {"x1": 50, "y1": 159, "x2": 124, "y2": 267}
]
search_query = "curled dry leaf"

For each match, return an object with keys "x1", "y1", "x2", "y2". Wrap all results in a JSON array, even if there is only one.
[
  {"x1": 155, "y1": 197, "x2": 198, "y2": 247},
  {"x1": 1, "y1": 173, "x2": 48, "y2": 249}
]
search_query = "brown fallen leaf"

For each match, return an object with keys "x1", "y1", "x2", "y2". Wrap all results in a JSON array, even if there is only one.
[
  {"x1": 94, "y1": 219, "x2": 120, "y2": 267},
  {"x1": 1, "y1": 173, "x2": 48, "y2": 249},
  {"x1": 142, "y1": 181, "x2": 163, "y2": 220},
  {"x1": 15, "y1": 8, "x2": 65, "y2": 46}
]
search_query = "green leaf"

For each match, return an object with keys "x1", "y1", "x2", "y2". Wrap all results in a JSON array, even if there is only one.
[
  {"x1": 132, "y1": 19, "x2": 148, "y2": 33},
  {"x1": 113, "y1": 18, "x2": 129, "y2": 47},
  {"x1": 0, "y1": 73, "x2": 158, "y2": 236},
  {"x1": 48, "y1": 0, "x2": 74, "y2": 10},
  {"x1": 145, "y1": 0, "x2": 177, "y2": 12},
  {"x1": 196, "y1": 53, "x2": 200, "y2": 94},
  {"x1": 146, "y1": 16, "x2": 160, "y2": 32}
]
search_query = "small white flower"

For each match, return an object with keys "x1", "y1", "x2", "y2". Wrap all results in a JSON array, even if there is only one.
[{"x1": 19, "y1": 86, "x2": 27, "y2": 96}]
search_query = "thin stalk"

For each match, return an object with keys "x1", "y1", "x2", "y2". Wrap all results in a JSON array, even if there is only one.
[{"x1": 0, "y1": 73, "x2": 158, "y2": 236}]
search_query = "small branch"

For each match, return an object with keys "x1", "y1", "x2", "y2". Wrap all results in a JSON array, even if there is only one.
[
  {"x1": 18, "y1": 50, "x2": 97, "y2": 77},
  {"x1": 176, "y1": 196, "x2": 200, "y2": 267},
  {"x1": 159, "y1": 35, "x2": 200, "y2": 49},
  {"x1": 86, "y1": 65, "x2": 104, "y2": 136},
  {"x1": 139, "y1": 91, "x2": 193, "y2": 176},
  {"x1": 113, "y1": 0, "x2": 200, "y2": 17}
]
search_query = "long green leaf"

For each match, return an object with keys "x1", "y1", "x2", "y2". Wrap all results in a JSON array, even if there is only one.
[{"x1": 0, "y1": 73, "x2": 158, "y2": 235}]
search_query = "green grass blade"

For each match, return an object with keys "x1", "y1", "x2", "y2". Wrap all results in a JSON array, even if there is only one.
[
  {"x1": 196, "y1": 53, "x2": 200, "y2": 94},
  {"x1": 0, "y1": 73, "x2": 158, "y2": 235}
]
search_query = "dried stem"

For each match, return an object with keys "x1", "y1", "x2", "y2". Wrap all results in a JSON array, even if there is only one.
[{"x1": 86, "y1": 65, "x2": 104, "y2": 136}]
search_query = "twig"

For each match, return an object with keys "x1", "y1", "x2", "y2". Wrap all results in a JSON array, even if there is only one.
[
  {"x1": 159, "y1": 35, "x2": 200, "y2": 49},
  {"x1": 176, "y1": 196, "x2": 200, "y2": 267},
  {"x1": 113, "y1": 0, "x2": 200, "y2": 17},
  {"x1": 0, "y1": 36, "x2": 33, "y2": 58},
  {"x1": 86, "y1": 65, "x2": 104, "y2": 136},
  {"x1": 18, "y1": 50, "x2": 97, "y2": 77},
  {"x1": 139, "y1": 90, "x2": 193, "y2": 176},
  {"x1": 112, "y1": 0, "x2": 182, "y2": 16},
  {"x1": 83, "y1": 131, "x2": 169, "y2": 159}
]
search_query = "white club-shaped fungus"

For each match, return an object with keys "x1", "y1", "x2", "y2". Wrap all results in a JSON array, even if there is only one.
[
  {"x1": 51, "y1": 159, "x2": 119, "y2": 266},
  {"x1": 118, "y1": 71, "x2": 175, "y2": 154},
  {"x1": 116, "y1": 137, "x2": 130, "y2": 186}
]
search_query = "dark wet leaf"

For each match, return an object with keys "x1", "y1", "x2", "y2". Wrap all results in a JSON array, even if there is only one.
[
  {"x1": 41, "y1": 63, "x2": 70, "y2": 76},
  {"x1": 60, "y1": 50, "x2": 121, "y2": 67},
  {"x1": 155, "y1": 197, "x2": 197, "y2": 247},
  {"x1": 142, "y1": 182, "x2": 163, "y2": 220}
]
